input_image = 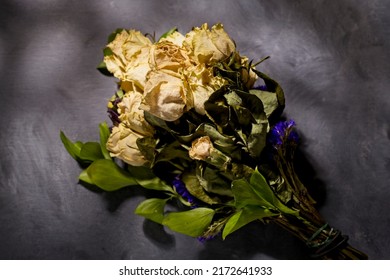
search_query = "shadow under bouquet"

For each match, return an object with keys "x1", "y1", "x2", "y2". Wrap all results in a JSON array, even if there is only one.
[{"x1": 61, "y1": 23, "x2": 367, "y2": 259}]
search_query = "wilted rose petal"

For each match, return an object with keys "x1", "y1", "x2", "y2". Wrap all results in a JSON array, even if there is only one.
[
  {"x1": 104, "y1": 29, "x2": 152, "y2": 89},
  {"x1": 240, "y1": 56, "x2": 258, "y2": 89},
  {"x1": 184, "y1": 23, "x2": 235, "y2": 65},
  {"x1": 185, "y1": 64, "x2": 226, "y2": 115},
  {"x1": 106, "y1": 124, "x2": 148, "y2": 166},
  {"x1": 160, "y1": 31, "x2": 186, "y2": 46},
  {"x1": 141, "y1": 70, "x2": 188, "y2": 121},
  {"x1": 117, "y1": 91, "x2": 154, "y2": 137},
  {"x1": 189, "y1": 136, "x2": 213, "y2": 161},
  {"x1": 149, "y1": 40, "x2": 192, "y2": 73}
]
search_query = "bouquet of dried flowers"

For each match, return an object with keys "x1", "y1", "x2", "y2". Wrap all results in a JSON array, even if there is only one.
[{"x1": 61, "y1": 23, "x2": 367, "y2": 259}]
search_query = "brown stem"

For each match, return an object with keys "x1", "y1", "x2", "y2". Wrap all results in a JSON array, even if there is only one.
[
  {"x1": 276, "y1": 159, "x2": 323, "y2": 225},
  {"x1": 272, "y1": 215, "x2": 368, "y2": 260}
]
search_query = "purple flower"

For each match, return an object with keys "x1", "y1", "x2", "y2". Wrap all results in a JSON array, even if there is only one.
[
  {"x1": 172, "y1": 175, "x2": 197, "y2": 207},
  {"x1": 107, "y1": 108, "x2": 120, "y2": 125},
  {"x1": 268, "y1": 120, "x2": 299, "y2": 148}
]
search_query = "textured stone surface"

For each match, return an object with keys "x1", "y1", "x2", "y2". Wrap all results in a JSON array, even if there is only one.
[{"x1": 0, "y1": 0, "x2": 389, "y2": 259}]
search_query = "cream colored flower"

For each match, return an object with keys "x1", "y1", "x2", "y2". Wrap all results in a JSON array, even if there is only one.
[
  {"x1": 117, "y1": 91, "x2": 154, "y2": 136},
  {"x1": 189, "y1": 136, "x2": 213, "y2": 161},
  {"x1": 149, "y1": 40, "x2": 192, "y2": 73},
  {"x1": 184, "y1": 23, "x2": 235, "y2": 65},
  {"x1": 141, "y1": 70, "x2": 188, "y2": 121},
  {"x1": 106, "y1": 123, "x2": 148, "y2": 166},
  {"x1": 185, "y1": 64, "x2": 226, "y2": 115},
  {"x1": 104, "y1": 29, "x2": 152, "y2": 89}
]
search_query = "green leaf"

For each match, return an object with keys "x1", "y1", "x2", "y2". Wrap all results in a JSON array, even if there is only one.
[
  {"x1": 197, "y1": 167, "x2": 233, "y2": 197},
  {"x1": 60, "y1": 131, "x2": 104, "y2": 164},
  {"x1": 115, "y1": 89, "x2": 124, "y2": 98},
  {"x1": 79, "y1": 142, "x2": 104, "y2": 162},
  {"x1": 247, "y1": 122, "x2": 268, "y2": 158},
  {"x1": 232, "y1": 170, "x2": 298, "y2": 215},
  {"x1": 127, "y1": 165, "x2": 174, "y2": 193},
  {"x1": 204, "y1": 86, "x2": 231, "y2": 127},
  {"x1": 78, "y1": 169, "x2": 93, "y2": 185},
  {"x1": 234, "y1": 89, "x2": 267, "y2": 125},
  {"x1": 203, "y1": 125, "x2": 240, "y2": 159},
  {"x1": 176, "y1": 123, "x2": 240, "y2": 159},
  {"x1": 158, "y1": 27, "x2": 178, "y2": 41},
  {"x1": 231, "y1": 178, "x2": 274, "y2": 209},
  {"x1": 74, "y1": 141, "x2": 84, "y2": 150},
  {"x1": 99, "y1": 122, "x2": 111, "y2": 160},
  {"x1": 96, "y1": 60, "x2": 113, "y2": 76},
  {"x1": 272, "y1": 176, "x2": 292, "y2": 205},
  {"x1": 249, "y1": 89, "x2": 279, "y2": 118},
  {"x1": 144, "y1": 111, "x2": 172, "y2": 132},
  {"x1": 107, "y1": 28, "x2": 125, "y2": 44},
  {"x1": 224, "y1": 91, "x2": 243, "y2": 107},
  {"x1": 204, "y1": 102, "x2": 230, "y2": 128},
  {"x1": 60, "y1": 131, "x2": 82, "y2": 161},
  {"x1": 249, "y1": 169, "x2": 276, "y2": 204},
  {"x1": 136, "y1": 137, "x2": 157, "y2": 163},
  {"x1": 181, "y1": 172, "x2": 221, "y2": 205},
  {"x1": 103, "y1": 47, "x2": 113, "y2": 56},
  {"x1": 250, "y1": 169, "x2": 298, "y2": 215},
  {"x1": 86, "y1": 159, "x2": 138, "y2": 191},
  {"x1": 232, "y1": 106, "x2": 256, "y2": 127},
  {"x1": 222, "y1": 90, "x2": 269, "y2": 158},
  {"x1": 155, "y1": 141, "x2": 190, "y2": 164},
  {"x1": 162, "y1": 208, "x2": 215, "y2": 237},
  {"x1": 222, "y1": 206, "x2": 277, "y2": 239},
  {"x1": 253, "y1": 69, "x2": 285, "y2": 110},
  {"x1": 135, "y1": 198, "x2": 168, "y2": 224}
]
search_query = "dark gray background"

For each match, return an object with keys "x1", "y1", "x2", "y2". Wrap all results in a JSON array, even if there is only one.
[{"x1": 0, "y1": 0, "x2": 389, "y2": 260}]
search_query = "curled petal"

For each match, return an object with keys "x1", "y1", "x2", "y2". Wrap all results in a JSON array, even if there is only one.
[
  {"x1": 106, "y1": 124, "x2": 148, "y2": 166},
  {"x1": 141, "y1": 71, "x2": 188, "y2": 121},
  {"x1": 184, "y1": 23, "x2": 235, "y2": 65},
  {"x1": 117, "y1": 91, "x2": 154, "y2": 136},
  {"x1": 189, "y1": 136, "x2": 213, "y2": 161},
  {"x1": 104, "y1": 29, "x2": 152, "y2": 89}
]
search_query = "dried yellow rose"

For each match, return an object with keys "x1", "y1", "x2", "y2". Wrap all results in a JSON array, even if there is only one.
[
  {"x1": 141, "y1": 70, "x2": 188, "y2": 121},
  {"x1": 189, "y1": 136, "x2": 213, "y2": 161},
  {"x1": 117, "y1": 91, "x2": 154, "y2": 137},
  {"x1": 104, "y1": 29, "x2": 152, "y2": 89},
  {"x1": 185, "y1": 64, "x2": 226, "y2": 115},
  {"x1": 106, "y1": 123, "x2": 148, "y2": 166},
  {"x1": 149, "y1": 40, "x2": 192, "y2": 73},
  {"x1": 184, "y1": 23, "x2": 235, "y2": 65}
]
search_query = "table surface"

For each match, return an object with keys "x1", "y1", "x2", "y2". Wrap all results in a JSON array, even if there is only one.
[{"x1": 1, "y1": 0, "x2": 389, "y2": 260}]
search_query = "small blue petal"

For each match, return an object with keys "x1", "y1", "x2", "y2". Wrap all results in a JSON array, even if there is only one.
[
  {"x1": 268, "y1": 120, "x2": 299, "y2": 149},
  {"x1": 173, "y1": 175, "x2": 198, "y2": 207}
]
